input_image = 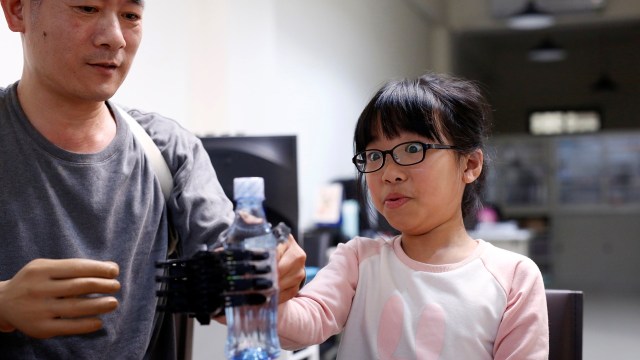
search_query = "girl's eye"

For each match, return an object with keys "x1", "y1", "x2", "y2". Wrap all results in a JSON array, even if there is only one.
[
  {"x1": 405, "y1": 143, "x2": 423, "y2": 154},
  {"x1": 367, "y1": 152, "x2": 382, "y2": 162}
]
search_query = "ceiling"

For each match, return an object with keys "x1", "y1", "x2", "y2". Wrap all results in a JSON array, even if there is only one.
[
  {"x1": 442, "y1": 1, "x2": 640, "y2": 133},
  {"x1": 455, "y1": 18, "x2": 640, "y2": 61},
  {"x1": 414, "y1": 0, "x2": 640, "y2": 32}
]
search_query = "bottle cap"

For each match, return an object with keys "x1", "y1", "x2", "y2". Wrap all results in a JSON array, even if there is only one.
[{"x1": 233, "y1": 177, "x2": 265, "y2": 200}]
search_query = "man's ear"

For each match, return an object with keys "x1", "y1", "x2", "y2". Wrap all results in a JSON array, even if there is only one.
[
  {"x1": 462, "y1": 149, "x2": 483, "y2": 184},
  {"x1": 1, "y1": 0, "x2": 26, "y2": 33}
]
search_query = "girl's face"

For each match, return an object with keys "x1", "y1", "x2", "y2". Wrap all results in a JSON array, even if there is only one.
[{"x1": 365, "y1": 130, "x2": 481, "y2": 236}]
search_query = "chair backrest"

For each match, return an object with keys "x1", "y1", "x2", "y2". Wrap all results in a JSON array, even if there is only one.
[{"x1": 546, "y1": 289, "x2": 583, "y2": 360}]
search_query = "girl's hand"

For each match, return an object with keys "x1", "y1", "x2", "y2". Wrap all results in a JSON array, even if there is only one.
[{"x1": 276, "y1": 235, "x2": 307, "y2": 303}]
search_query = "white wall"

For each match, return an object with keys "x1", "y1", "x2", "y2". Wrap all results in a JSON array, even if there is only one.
[{"x1": 0, "y1": 22, "x2": 22, "y2": 85}]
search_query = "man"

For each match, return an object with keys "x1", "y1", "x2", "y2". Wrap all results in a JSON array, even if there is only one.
[{"x1": 0, "y1": 0, "x2": 306, "y2": 358}]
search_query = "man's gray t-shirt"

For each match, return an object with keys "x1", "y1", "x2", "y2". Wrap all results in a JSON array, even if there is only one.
[{"x1": 0, "y1": 82, "x2": 234, "y2": 359}]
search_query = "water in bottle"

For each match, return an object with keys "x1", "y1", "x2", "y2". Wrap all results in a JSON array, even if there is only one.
[{"x1": 222, "y1": 177, "x2": 280, "y2": 360}]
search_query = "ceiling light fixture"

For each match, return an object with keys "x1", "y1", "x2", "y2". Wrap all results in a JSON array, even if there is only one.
[
  {"x1": 591, "y1": 72, "x2": 618, "y2": 92},
  {"x1": 507, "y1": 1, "x2": 555, "y2": 30},
  {"x1": 528, "y1": 38, "x2": 567, "y2": 62}
]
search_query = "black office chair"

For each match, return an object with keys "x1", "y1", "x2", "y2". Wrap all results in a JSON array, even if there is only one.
[{"x1": 546, "y1": 289, "x2": 583, "y2": 360}]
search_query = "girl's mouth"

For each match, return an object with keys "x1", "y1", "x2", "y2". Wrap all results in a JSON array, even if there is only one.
[{"x1": 384, "y1": 195, "x2": 409, "y2": 209}]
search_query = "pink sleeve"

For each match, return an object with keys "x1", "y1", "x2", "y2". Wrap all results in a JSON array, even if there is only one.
[
  {"x1": 487, "y1": 254, "x2": 549, "y2": 360},
  {"x1": 277, "y1": 240, "x2": 361, "y2": 350}
]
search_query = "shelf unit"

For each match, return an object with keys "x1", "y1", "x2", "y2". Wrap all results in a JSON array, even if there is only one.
[{"x1": 484, "y1": 131, "x2": 640, "y2": 289}]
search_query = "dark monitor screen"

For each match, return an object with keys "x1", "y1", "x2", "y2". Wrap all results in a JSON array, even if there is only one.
[{"x1": 199, "y1": 135, "x2": 299, "y2": 239}]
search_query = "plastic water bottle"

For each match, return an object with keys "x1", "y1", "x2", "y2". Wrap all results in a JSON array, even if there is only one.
[{"x1": 222, "y1": 177, "x2": 280, "y2": 360}]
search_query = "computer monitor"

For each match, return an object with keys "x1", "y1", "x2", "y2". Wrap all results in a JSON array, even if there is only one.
[{"x1": 199, "y1": 135, "x2": 299, "y2": 240}]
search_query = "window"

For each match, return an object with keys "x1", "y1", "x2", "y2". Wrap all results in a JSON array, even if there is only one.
[{"x1": 529, "y1": 110, "x2": 601, "y2": 135}]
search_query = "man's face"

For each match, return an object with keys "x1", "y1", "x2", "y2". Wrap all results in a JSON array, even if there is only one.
[{"x1": 20, "y1": 0, "x2": 144, "y2": 102}]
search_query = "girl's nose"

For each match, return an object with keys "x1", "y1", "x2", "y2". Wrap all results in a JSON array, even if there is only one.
[{"x1": 381, "y1": 156, "x2": 407, "y2": 183}]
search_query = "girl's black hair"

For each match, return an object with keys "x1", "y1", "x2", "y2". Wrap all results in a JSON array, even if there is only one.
[{"x1": 354, "y1": 72, "x2": 492, "y2": 220}]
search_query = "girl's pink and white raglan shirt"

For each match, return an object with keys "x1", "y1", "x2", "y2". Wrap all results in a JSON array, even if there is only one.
[{"x1": 278, "y1": 237, "x2": 549, "y2": 359}]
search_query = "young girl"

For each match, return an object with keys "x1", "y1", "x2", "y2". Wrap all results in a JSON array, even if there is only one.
[{"x1": 277, "y1": 73, "x2": 549, "y2": 359}]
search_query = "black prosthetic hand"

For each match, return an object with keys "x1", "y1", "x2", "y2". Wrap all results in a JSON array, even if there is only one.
[
  {"x1": 155, "y1": 223, "x2": 291, "y2": 325},
  {"x1": 155, "y1": 249, "x2": 271, "y2": 325}
]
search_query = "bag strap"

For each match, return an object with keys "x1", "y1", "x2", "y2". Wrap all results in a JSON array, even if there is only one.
[
  {"x1": 113, "y1": 104, "x2": 179, "y2": 256},
  {"x1": 114, "y1": 105, "x2": 174, "y2": 200},
  {"x1": 114, "y1": 105, "x2": 180, "y2": 358}
]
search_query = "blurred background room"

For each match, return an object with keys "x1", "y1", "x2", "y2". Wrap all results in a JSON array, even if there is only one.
[{"x1": 2, "y1": 0, "x2": 638, "y2": 359}]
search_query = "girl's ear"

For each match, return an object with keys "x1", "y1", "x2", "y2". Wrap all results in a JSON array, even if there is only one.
[
  {"x1": 1, "y1": 0, "x2": 26, "y2": 33},
  {"x1": 462, "y1": 149, "x2": 483, "y2": 184}
]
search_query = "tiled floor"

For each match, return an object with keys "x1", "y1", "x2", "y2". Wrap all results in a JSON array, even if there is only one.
[{"x1": 583, "y1": 291, "x2": 640, "y2": 360}]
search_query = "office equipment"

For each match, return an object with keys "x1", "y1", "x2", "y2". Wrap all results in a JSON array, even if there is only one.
[{"x1": 200, "y1": 135, "x2": 299, "y2": 240}]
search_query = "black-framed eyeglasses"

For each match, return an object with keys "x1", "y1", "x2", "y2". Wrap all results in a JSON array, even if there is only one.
[{"x1": 352, "y1": 141, "x2": 460, "y2": 173}]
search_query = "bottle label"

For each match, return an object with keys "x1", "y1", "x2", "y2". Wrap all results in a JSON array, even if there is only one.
[{"x1": 243, "y1": 234, "x2": 277, "y2": 249}]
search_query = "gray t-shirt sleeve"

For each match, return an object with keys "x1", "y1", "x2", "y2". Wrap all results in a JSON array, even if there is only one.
[{"x1": 128, "y1": 108, "x2": 235, "y2": 257}]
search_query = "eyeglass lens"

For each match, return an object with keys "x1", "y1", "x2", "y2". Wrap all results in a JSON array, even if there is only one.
[{"x1": 355, "y1": 142, "x2": 426, "y2": 173}]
